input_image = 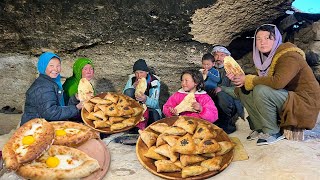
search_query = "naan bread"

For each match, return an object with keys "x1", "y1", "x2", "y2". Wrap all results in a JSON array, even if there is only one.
[
  {"x1": 223, "y1": 56, "x2": 244, "y2": 75},
  {"x1": 155, "y1": 160, "x2": 181, "y2": 173},
  {"x1": 51, "y1": 121, "x2": 99, "y2": 147},
  {"x1": 199, "y1": 69, "x2": 207, "y2": 80},
  {"x1": 135, "y1": 77, "x2": 147, "y2": 96},
  {"x1": 78, "y1": 78, "x2": 94, "y2": 102},
  {"x1": 2, "y1": 118, "x2": 55, "y2": 170},
  {"x1": 17, "y1": 145, "x2": 100, "y2": 180},
  {"x1": 181, "y1": 165, "x2": 208, "y2": 178},
  {"x1": 200, "y1": 156, "x2": 223, "y2": 171},
  {"x1": 174, "y1": 92, "x2": 197, "y2": 114}
]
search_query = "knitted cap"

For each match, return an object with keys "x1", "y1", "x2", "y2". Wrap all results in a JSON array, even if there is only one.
[{"x1": 133, "y1": 59, "x2": 149, "y2": 72}]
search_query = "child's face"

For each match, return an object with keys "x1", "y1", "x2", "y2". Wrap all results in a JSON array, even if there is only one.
[
  {"x1": 135, "y1": 70, "x2": 148, "y2": 79},
  {"x1": 202, "y1": 59, "x2": 214, "y2": 70},
  {"x1": 181, "y1": 73, "x2": 197, "y2": 92},
  {"x1": 45, "y1": 58, "x2": 61, "y2": 78},
  {"x1": 82, "y1": 64, "x2": 94, "y2": 81}
]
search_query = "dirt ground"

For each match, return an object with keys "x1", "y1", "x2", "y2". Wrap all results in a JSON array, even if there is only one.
[{"x1": 0, "y1": 113, "x2": 319, "y2": 180}]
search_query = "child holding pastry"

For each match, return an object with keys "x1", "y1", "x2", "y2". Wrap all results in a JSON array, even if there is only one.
[
  {"x1": 163, "y1": 69, "x2": 218, "y2": 122},
  {"x1": 123, "y1": 59, "x2": 162, "y2": 129},
  {"x1": 200, "y1": 53, "x2": 220, "y2": 96}
]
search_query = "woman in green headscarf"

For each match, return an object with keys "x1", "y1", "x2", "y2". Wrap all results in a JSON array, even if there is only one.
[{"x1": 63, "y1": 58, "x2": 94, "y2": 104}]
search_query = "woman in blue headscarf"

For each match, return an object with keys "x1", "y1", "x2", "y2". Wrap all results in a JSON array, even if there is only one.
[{"x1": 21, "y1": 52, "x2": 83, "y2": 125}]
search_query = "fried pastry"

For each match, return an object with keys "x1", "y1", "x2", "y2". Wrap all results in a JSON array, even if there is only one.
[
  {"x1": 156, "y1": 133, "x2": 166, "y2": 147},
  {"x1": 117, "y1": 95, "x2": 131, "y2": 107},
  {"x1": 83, "y1": 102, "x2": 94, "y2": 113},
  {"x1": 163, "y1": 126, "x2": 187, "y2": 136},
  {"x1": 162, "y1": 135, "x2": 180, "y2": 147},
  {"x1": 122, "y1": 117, "x2": 136, "y2": 126},
  {"x1": 180, "y1": 154, "x2": 205, "y2": 167},
  {"x1": 87, "y1": 112, "x2": 102, "y2": 121},
  {"x1": 197, "y1": 139, "x2": 221, "y2": 154},
  {"x1": 215, "y1": 141, "x2": 235, "y2": 156},
  {"x1": 110, "y1": 123, "x2": 127, "y2": 131},
  {"x1": 93, "y1": 104, "x2": 100, "y2": 112},
  {"x1": 149, "y1": 123, "x2": 170, "y2": 133},
  {"x1": 139, "y1": 130, "x2": 158, "y2": 148},
  {"x1": 93, "y1": 120, "x2": 110, "y2": 128},
  {"x1": 103, "y1": 92, "x2": 119, "y2": 103},
  {"x1": 92, "y1": 110, "x2": 107, "y2": 120},
  {"x1": 181, "y1": 165, "x2": 208, "y2": 178},
  {"x1": 118, "y1": 105, "x2": 134, "y2": 116},
  {"x1": 109, "y1": 116, "x2": 125, "y2": 124},
  {"x1": 90, "y1": 97, "x2": 112, "y2": 105},
  {"x1": 154, "y1": 160, "x2": 181, "y2": 173},
  {"x1": 144, "y1": 146, "x2": 167, "y2": 160},
  {"x1": 104, "y1": 104, "x2": 119, "y2": 117},
  {"x1": 172, "y1": 133, "x2": 196, "y2": 154},
  {"x1": 154, "y1": 144, "x2": 178, "y2": 162},
  {"x1": 200, "y1": 156, "x2": 223, "y2": 171},
  {"x1": 173, "y1": 116, "x2": 198, "y2": 134},
  {"x1": 132, "y1": 106, "x2": 143, "y2": 116},
  {"x1": 193, "y1": 125, "x2": 216, "y2": 140}
]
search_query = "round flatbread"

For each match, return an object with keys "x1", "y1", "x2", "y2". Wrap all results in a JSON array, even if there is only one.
[
  {"x1": 174, "y1": 92, "x2": 197, "y2": 114},
  {"x1": 78, "y1": 78, "x2": 94, "y2": 102},
  {"x1": 2, "y1": 118, "x2": 55, "y2": 170},
  {"x1": 223, "y1": 56, "x2": 244, "y2": 75},
  {"x1": 135, "y1": 77, "x2": 147, "y2": 96},
  {"x1": 17, "y1": 145, "x2": 100, "y2": 180},
  {"x1": 51, "y1": 121, "x2": 99, "y2": 147}
]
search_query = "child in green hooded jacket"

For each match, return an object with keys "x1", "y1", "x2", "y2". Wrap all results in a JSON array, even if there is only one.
[{"x1": 63, "y1": 58, "x2": 94, "y2": 105}]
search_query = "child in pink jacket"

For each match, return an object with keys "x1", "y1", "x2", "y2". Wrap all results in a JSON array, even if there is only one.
[{"x1": 163, "y1": 69, "x2": 218, "y2": 123}]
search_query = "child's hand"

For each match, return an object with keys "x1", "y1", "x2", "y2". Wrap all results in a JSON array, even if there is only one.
[
  {"x1": 169, "y1": 107, "x2": 178, "y2": 116},
  {"x1": 192, "y1": 102, "x2": 202, "y2": 112},
  {"x1": 135, "y1": 93, "x2": 147, "y2": 103},
  {"x1": 76, "y1": 101, "x2": 83, "y2": 110}
]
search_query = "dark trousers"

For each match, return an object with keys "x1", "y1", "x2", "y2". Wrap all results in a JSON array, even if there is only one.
[{"x1": 212, "y1": 91, "x2": 243, "y2": 134}]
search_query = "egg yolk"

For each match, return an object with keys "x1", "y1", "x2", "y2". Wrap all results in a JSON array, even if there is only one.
[
  {"x1": 46, "y1": 156, "x2": 60, "y2": 168},
  {"x1": 22, "y1": 135, "x2": 35, "y2": 145},
  {"x1": 56, "y1": 129, "x2": 66, "y2": 136}
]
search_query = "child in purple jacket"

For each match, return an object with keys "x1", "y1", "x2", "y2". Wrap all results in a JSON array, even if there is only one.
[{"x1": 163, "y1": 69, "x2": 218, "y2": 123}]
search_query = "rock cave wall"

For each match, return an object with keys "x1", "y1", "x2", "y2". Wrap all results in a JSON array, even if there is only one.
[{"x1": 1, "y1": 0, "x2": 319, "y2": 111}]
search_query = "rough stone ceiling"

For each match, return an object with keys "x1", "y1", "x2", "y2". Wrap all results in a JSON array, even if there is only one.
[{"x1": 190, "y1": 0, "x2": 292, "y2": 46}]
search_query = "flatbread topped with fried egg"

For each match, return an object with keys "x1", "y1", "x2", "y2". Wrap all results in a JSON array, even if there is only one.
[
  {"x1": 17, "y1": 145, "x2": 100, "y2": 180},
  {"x1": 51, "y1": 121, "x2": 99, "y2": 147},
  {"x1": 2, "y1": 118, "x2": 55, "y2": 170}
]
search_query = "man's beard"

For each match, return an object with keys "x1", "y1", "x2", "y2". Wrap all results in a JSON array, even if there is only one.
[{"x1": 215, "y1": 62, "x2": 224, "y2": 69}]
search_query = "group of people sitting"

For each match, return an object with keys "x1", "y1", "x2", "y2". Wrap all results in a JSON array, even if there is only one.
[{"x1": 20, "y1": 24, "x2": 320, "y2": 146}]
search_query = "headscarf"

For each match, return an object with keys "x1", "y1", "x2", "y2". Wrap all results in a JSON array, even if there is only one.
[
  {"x1": 62, "y1": 58, "x2": 94, "y2": 100},
  {"x1": 212, "y1": 46, "x2": 231, "y2": 56},
  {"x1": 253, "y1": 24, "x2": 282, "y2": 76},
  {"x1": 37, "y1": 52, "x2": 65, "y2": 106}
]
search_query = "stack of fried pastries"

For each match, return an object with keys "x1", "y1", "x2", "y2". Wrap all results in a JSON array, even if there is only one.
[
  {"x1": 82, "y1": 92, "x2": 143, "y2": 132},
  {"x1": 138, "y1": 116, "x2": 235, "y2": 178}
]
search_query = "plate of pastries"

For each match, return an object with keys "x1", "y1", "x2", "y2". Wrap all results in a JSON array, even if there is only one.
[
  {"x1": 136, "y1": 116, "x2": 235, "y2": 179},
  {"x1": 81, "y1": 92, "x2": 144, "y2": 134}
]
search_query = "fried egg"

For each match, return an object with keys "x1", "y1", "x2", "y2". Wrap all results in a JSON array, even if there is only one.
[
  {"x1": 16, "y1": 123, "x2": 43, "y2": 155},
  {"x1": 46, "y1": 155, "x2": 83, "y2": 169},
  {"x1": 55, "y1": 128, "x2": 80, "y2": 136}
]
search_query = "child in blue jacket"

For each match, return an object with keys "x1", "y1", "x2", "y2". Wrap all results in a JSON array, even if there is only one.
[{"x1": 200, "y1": 53, "x2": 220, "y2": 96}]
